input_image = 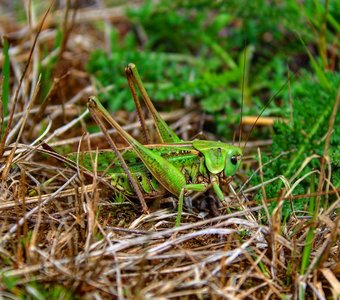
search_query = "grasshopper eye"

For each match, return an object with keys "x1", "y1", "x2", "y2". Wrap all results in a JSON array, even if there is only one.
[{"x1": 230, "y1": 156, "x2": 238, "y2": 165}]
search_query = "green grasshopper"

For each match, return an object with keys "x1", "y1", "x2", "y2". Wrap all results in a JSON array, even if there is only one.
[{"x1": 85, "y1": 64, "x2": 242, "y2": 226}]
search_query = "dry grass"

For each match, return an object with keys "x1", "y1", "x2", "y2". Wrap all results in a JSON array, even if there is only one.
[{"x1": 0, "y1": 2, "x2": 339, "y2": 299}]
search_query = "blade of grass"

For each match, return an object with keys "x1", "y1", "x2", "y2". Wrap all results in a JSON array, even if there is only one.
[
  {"x1": 1, "y1": 37, "x2": 10, "y2": 138},
  {"x1": 300, "y1": 173, "x2": 316, "y2": 275},
  {"x1": 299, "y1": 173, "x2": 317, "y2": 300},
  {"x1": 327, "y1": 13, "x2": 340, "y2": 34},
  {"x1": 201, "y1": 34, "x2": 237, "y2": 70},
  {"x1": 297, "y1": 33, "x2": 331, "y2": 91},
  {"x1": 319, "y1": 0, "x2": 329, "y2": 69}
]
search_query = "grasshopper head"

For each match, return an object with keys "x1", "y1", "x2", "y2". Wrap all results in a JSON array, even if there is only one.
[
  {"x1": 192, "y1": 140, "x2": 242, "y2": 177},
  {"x1": 223, "y1": 146, "x2": 242, "y2": 176}
]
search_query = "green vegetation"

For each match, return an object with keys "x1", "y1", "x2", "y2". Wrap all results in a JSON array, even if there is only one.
[
  {"x1": 253, "y1": 72, "x2": 340, "y2": 217},
  {"x1": 2, "y1": 274, "x2": 74, "y2": 300}
]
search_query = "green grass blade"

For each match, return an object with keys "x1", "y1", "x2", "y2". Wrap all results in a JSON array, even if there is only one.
[
  {"x1": 300, "y1": 173, "x2": 316, "y2": 276},
  {"x1": 202, "y1": 34, "x2": 237, "y2": 70},
  {"x1": 297, "y1": 33, "x2": 331, "y2": 91},
  {"x1": 328, "y1": 13, "x2": 340, "y2": 34}
]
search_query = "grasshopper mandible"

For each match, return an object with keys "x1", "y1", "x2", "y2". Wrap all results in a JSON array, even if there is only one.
[{"x1": 86, "y1": 63, "x2": 242, "y2": 226}]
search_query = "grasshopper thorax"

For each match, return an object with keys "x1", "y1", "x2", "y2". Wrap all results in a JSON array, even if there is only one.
[{"x1": 192, "y1": 140, "x2": 242, "y2": 177}]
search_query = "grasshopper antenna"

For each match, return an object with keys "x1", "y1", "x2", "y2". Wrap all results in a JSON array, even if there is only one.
[
  {"x1": 242, "y1": 68, "x2": 299, "y2": 152},
  {"x1": 238, "y1": 35, "x2": 247, "y2": 147}
]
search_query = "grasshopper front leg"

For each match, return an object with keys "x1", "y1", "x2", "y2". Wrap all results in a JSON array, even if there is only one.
[
  {"x1": 175, "y1": 175, "x2": 226, "y2": 227},
  {"x1": 176, "y1": 183, "x2": 208, "y2": 226}
]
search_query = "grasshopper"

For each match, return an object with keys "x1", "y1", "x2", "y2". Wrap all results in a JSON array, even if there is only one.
[{"x1": 85, "y1": 64, "x2": 242, "y2": 226}]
